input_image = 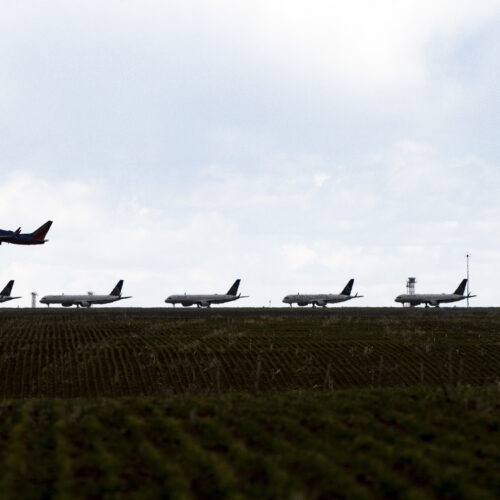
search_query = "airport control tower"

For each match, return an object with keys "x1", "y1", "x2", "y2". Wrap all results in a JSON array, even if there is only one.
[{"x1": 406, "y1": 277, "x2": 416, "y2": 295}]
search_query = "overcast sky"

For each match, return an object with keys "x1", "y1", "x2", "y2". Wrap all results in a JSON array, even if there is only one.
[{"x1": 2, "y1": 1, "x2": 500, "y2": 307}]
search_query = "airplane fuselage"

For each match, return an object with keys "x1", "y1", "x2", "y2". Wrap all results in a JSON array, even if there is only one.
[
  {"x1": 0, "y1": 231, "x2": 45, "y2": 245},
  {"x1": 282, "y1": 294, "x2": 358, "y2": 307},
  {"x1": 394, "y1": 293, "x2": 467, "y2": 307},
  {"x1": 40, "y1": 294, "x2": 130, "y2": 308},
  {"x1": 0, "y1": 221, "x2": 52, "y2": 245},
  {"x1": 165, "y1": 294, "x2": 242, "y2": 307}
]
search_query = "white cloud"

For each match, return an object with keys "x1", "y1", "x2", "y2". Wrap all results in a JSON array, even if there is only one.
[
  {"x1": 247, "y1": 0, "x2": 500, "y2": 92},
  {"x1": 0, "y1": 3, "x2": 500, "y2": 307},
  {"x1": 2, "y1": 1, "x2": 498, "y2": 96},
  {"x1": 1, "y1": 149, "x2": 500, "y2": 307},
  {"x1": 313, "y1": 173, "x2": 330, "y2": 187},
  {"x1": 0, "y1": 172, "x2": 101, "y2": 227},
  {"x1": 280, "y1": 243, "x2": 317, "y2": 270}
]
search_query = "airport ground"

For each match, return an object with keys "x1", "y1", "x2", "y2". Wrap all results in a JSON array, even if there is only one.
[{"x1": 0, "y1": 307, "x2": 498, "y2": 498}]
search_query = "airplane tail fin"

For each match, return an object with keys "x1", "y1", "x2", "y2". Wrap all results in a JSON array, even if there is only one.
[
  {"x1": 454, "y1": 279, "x2": 468, "y2": 296},
  {"x1": 31, "y1": 221, "x2": 53, "y2": 242},
  {"x1": 110, "y1": 280, "x2": 124, "y2": 296},
  {"x1": 0, "y1": 280, "x2": 14, "y2": 297},
  {"x1": 226, "y1": 279, "x2": 241, "y2": 296},
  {"x1": 340, "y1": 279, "x2": 354, "y2": 296}
]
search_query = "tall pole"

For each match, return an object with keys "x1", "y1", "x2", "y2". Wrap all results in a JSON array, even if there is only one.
[{"x1": 466, "y1": 253, "x2": 470, "y2": 308}]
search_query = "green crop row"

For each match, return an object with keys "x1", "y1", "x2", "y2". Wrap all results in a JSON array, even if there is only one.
[
  {"x1": 0, "y1": 388, "x2": 497, "y2": 498},
  {"x1": 0, "y1": 310, "x2": 498, "y2": 397}
]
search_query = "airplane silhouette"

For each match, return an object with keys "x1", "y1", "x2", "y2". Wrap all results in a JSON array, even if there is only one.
[
  {"x1": 165, "y1": 279, "x2": 249, "y2": 307},
  {"x1": 0, "y1": 280, "x2": 21, "y2": 303},
  {"x1": 40, "y1": 280, "x2": 131, "y2": 308},
  {"x1": 0, "y1": 221, "x2": 53, "y2": 245}
]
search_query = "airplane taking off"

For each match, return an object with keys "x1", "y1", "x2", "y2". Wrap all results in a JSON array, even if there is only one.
[
  {"x1": 40, "y1": 280, "x2": 131, "y2": 308},
  {"x1": 0, "y1": 221, "x2": 53, "y2": 245},
  {"x1": 282, "y1": 279, "x2": 363, "y2": 307},
  {"x1": 394, "y1": 279, "x2": 475, "y2": 307},
  {"x1": 165, "y1": 279, "x2": 248, "y2": 307},
  {"x1": 0, "y1": 280, "x2": 21, "y2": 303}
]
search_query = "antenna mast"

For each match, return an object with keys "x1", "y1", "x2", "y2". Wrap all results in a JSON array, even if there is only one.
[{"x1": 466, "y1": 253, "x2": 470, "y2": 308}]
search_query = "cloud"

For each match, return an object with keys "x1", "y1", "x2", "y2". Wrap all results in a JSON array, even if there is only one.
[
  {"x1": 2, "y1": 139, "x2": 500, "y2": 308},
  {"x1": 247, "y1": 0, "x2": 500, "y2": 92},
  {"x1": 280, "y1": 244, "x2": 317, "y2": 271},
  {"x1": 313, "y1": 173, "x2": 330, "y2": 188},
  {"x1": 0, "y1": 172, "x2": 101, "y2": 227},
  {"x1": 1, "y1": 3, "x2": 499, "y2": 307},
  {"x1": 3, "y1": 1, "x2": 498, "y2": 96},
  {"x1": 363, "y1": 141, "x2": 499, "y2": 226}
]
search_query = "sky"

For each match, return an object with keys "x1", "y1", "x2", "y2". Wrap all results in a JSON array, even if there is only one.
[{"x1": 1, "y1": 0, "x2": 500, "y2": 307}]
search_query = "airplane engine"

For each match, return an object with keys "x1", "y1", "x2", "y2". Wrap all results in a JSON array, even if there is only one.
[
  {"x1": 181, "y1": 302, "x2": 192, "y2": 307},
  {"x1": 297, "y1": 302, "x2": 309, "y2": 307},
  {"x1": 80, "y1": 301, "x2": 91, "y2": 308},
  {"x1": 61, "y1": 303, "x2": 72, "y2": 307},
  {"x1": 314, "y1": 300, "x2": 327, "y2": 307},
  {"x1": 429, "y1": 301, "x2": 439, "y2": 307},
  {"x1": 200, "y1": 301, "x2": 210, "y2": 307}
]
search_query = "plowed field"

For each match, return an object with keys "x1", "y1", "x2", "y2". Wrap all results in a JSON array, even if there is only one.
[
  {"x1": 0, "y1": 307, "x2": 498, "y2": 498},
  {"x1": 0, "y1": 307, "x2": 498, "y2": 397}
]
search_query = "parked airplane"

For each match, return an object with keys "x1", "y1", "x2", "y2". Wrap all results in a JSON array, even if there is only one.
[
  {"x1": 394, "y1": 279, "x2": 475, "y2": 307},
  {"x1": 282, "y1": 279, "x2": 363, "y2": 307},
  {"x1": 40, "y1": 280, "x2": 131, "y2": 308},
  {"x1": 0, "y1": 280, "x2": 21, "y2": 303},
  {"x1": 165, "y1": 279, "x2": 248, "y2": 307},
  {"x1": 0, "y1": 221, "x2": 52, "y2": 245}
]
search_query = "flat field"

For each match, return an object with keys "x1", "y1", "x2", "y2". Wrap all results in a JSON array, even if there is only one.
[
  {"x1": 0, "y1": 307, "x2": 498, "y2": 396},
  {"x1": 0, "y1": 307, "x2": 498, "y2": 498}
]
